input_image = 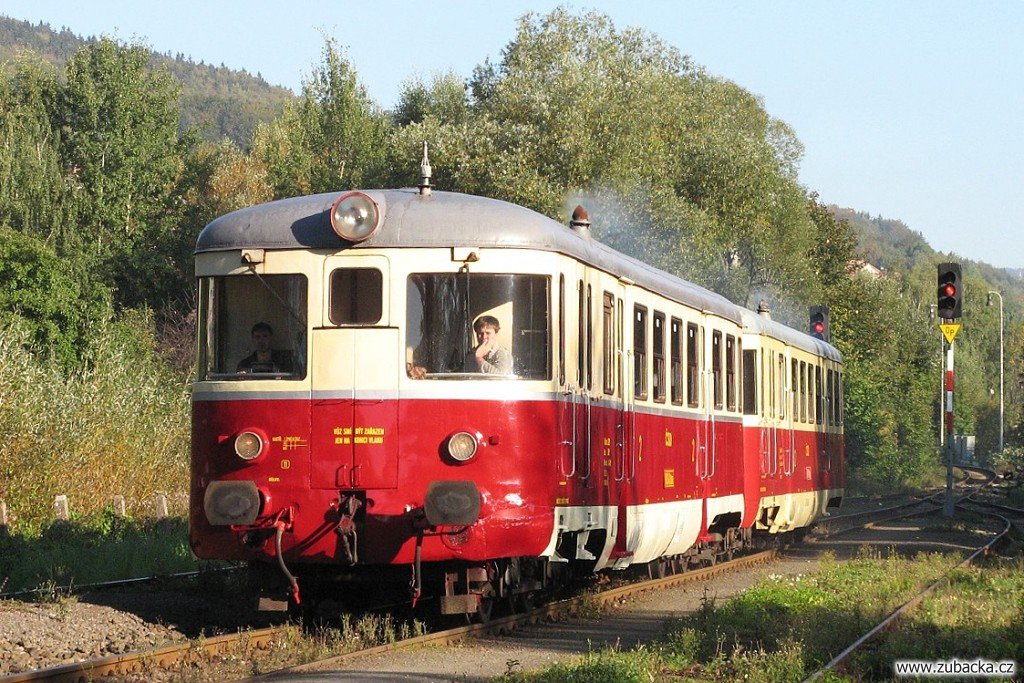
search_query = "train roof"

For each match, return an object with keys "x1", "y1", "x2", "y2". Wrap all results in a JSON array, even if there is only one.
[
  {"x1": 196, "y1": 188, "x2": 744, "y2": 323},
  {"x1": 196, "y1": 188, "x2": 840, "y2": 360},
  {"x1": 739, "y1": 308, "x2": 842, "y2": 362}
]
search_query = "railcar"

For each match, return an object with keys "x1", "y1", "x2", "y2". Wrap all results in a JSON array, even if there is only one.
[{"x1": 189, "y1": 162, "x2": 843, "y2": 617}]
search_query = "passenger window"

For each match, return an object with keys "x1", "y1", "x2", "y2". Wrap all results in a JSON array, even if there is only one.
[
  {"x1": 815, "y1": 366, "x2": 823, "y2": 424},
  {"x1": 742, "y1": 349, "x2": 757, "y2": 415},
  {"x1": 653, "y1": 312, "x2": 666, "y2": 403},
  {"x1": 791, "y1": 359, "x2": 799, "y2": 421},
  {"x1": 670, "y1": 318, "x2": 683, "y2": 405},
  {"x1": 712, "y1": 331, "x2": 723, "y2": 409},
  {"x1": 800, "y1": 361, "x2": 807, "y2": 423},
  {"x1": 726, "y1": 335, "x2": 736, "y2": 411},
  {"x1": 330, "y1": 268, "x2": 382, "y2": 325},
  {"x1": 686, "y1": 323, "x2": 700, "y2": 408},
  {"x1": 558, "y1": 275, "x2": 565, "y2": 386},
  {"x1": 777, "y1": 354, "x2": 786, "y2": 419},
  {"x1": 634, "y1": 305, "x2": 648, "y2": 399}
]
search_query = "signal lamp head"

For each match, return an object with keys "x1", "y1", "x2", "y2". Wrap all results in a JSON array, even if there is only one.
[
  {"x1": 446, "y1": 432, "x2": 479, "y2": 463},
  {"x1": 234, "y1": 431, "x2": 265, "y2": 461},
  {"x1": 330, "y1": 192, "x2": 380, "y2": 242}
]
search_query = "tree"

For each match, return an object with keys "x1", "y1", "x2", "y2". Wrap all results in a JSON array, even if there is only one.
[
  {"x1": 251, "y1": 38, "x2": 389, "y2": 197},
  {"x1": 56, "y1": 38, "x2": 188, "y2": 307},
  {"x1": 0, "y1": 226, "x2": 110, "y2": 367},
  {"x1": 0, "y1": 56, "x2": 68, "y2": 245}
]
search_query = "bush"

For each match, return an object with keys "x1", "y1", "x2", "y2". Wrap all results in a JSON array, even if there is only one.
[{"x1": 0, "y1": 311, "x2": 189, "y2": 530}]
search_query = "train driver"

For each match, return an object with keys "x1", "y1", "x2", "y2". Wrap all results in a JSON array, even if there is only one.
[
  {"x1": 236, "y1": 322, "x2": 294, "y2": 374},
  {"x1": 464, "y1": 315, "x2": 513, "y2": 374}
]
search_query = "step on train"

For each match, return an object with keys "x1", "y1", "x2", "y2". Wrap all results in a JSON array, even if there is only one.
[{"x1": 189, "y1": 158, "x2": 844, "y2": 618}]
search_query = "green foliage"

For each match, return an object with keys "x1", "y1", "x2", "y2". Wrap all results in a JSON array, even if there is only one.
[
  {"x1": 56, "y1": 38, "x2": 190, "y2": 308},
  {"x1": 0, "y1": 227, "x2": 110, "y2": 367},
  {"x1": 251, "y1": 38, "x2": 390, "y2": 197}
]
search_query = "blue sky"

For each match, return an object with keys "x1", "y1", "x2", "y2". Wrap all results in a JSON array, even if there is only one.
[{"x1": 3, "y1": 1, "x2": 1022, "y2": 269}]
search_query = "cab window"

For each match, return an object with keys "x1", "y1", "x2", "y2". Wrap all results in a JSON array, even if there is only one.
[
  {"x1": 198, "y1": 274, "x2": 308, "y2": 380},
  {"x1": 405, "y1": 272, "x2": 549, "y2": 379}
]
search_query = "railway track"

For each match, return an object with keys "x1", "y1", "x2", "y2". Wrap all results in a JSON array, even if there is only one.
[
  {"x1": 802, "y1": 466, "x2": 1016, "y2": 682},
  {"x1": 3, "y1": 466, "x2": 1011, "y2": 682},
  {"x1": 0, "y1": 549, "x2": 781, "y2": 683}
]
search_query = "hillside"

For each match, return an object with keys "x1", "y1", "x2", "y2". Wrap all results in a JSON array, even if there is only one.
[
  {"x1": 0, "y1": 15, "x2": 293, "y2": 147},
  {"x1": 832, "y1": 207, "x2": 1024, "y2": 314}
]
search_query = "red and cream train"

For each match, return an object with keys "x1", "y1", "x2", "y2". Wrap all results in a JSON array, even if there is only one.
[{"x1": 188, "y1": 173, "x2": 844, "y2": 616}]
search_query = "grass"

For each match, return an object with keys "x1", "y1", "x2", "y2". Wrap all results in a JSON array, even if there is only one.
[
  {"x1": 503, "y1": 549, "x2": 1024, "y2": 682},
  {"x1": 0, "y1": 513, "x2": 205, "y2": 594}
]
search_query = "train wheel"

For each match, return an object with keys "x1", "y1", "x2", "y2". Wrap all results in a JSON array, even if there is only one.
[{"x1": 468, "y1": 595, "x2": 495, "y2": 624}]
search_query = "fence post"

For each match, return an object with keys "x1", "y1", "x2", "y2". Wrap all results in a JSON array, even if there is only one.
[
  {"x1": 112, "y1": 495, "x2": 127, "y2": 518},
  {"x1": 54, "y1": 495, "x2": 70, "y2": 521},
  {"x1": 155, "y1": 492, "x2": 168, "y2": 520},
  {"x1": 0, "y1": 499, "x2": 7, "y2": 535}
]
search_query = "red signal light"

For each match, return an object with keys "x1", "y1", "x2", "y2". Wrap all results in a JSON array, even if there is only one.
[
  {"x1": 940, "y1": 283, "x2": 956, "y2": 297},
  {"x1": 812, "y1": 321, "x2": 825, "y2": 335}
]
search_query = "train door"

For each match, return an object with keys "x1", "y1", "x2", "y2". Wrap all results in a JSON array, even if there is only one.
[
  {"x1": 696, "y1": 325, "x2": 718, "y2": 537},
  {"x1": 760, "y1": 348, "x2": 778, "y2": 480},
  {"x1": 772, "y1": 350, "x2": 790, "y2": 482},
  {"x1": 782, "y1": 352, "x2": 796, "y2": 481},
  {"x1": 310, "y1": 256, "x2": 399, "y2": 490},
  {"x1": 557, "y1": 271, "x2": 591, "y2": 493}
]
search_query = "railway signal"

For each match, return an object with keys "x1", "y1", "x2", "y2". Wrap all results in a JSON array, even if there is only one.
[
  {"x1": 809, "y1": 305, "x2": 830, "y2": 342},
  {"x1": 936, "y1": 263, "x2": 962, "y2": 319}
]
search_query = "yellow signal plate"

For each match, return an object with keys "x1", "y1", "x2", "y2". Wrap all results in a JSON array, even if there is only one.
[{"x1": 940, "y1": 323, "x2": 961, "y2": 344}]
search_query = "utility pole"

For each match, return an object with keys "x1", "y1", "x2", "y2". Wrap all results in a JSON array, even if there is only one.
[{"x1": 987, "y1": 291, "x2": 1004, "y2": 454}]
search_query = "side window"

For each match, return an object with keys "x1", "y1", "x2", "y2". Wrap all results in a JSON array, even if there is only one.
[
  {"x1": 558, "y1": 275, "x2": 565, "y2": 386},
  {"x1": 634, "y1": 305, "x2": 648, "y2": 399},
  {"x1": 330, "y1": 268, "x2": 382, "y2": 325},
  {"x1": 800, "y1": 361, "x2": 807, "y2": 423},
  {"x1": 603, "y1": 292, "x2": 615, "y2": 395},
  {"x1": 686, "y1": 323, "x2": 700, "y2": 408},
  {"x1": 712, "y1": 331, "x2": 723, "y2": 409},
  {"x1": 725, "y1": 334, "x2": 737, "y2": 411},
  {"x1": 577, "y1": 281, "x2": 586, "y2": 388},
  {"x1": 670, "y1": 317, "x2": 683, "y2": 405},
  {"x1": 742, "y1": 349, "x2": 757, "y2": 415},
  {"x1": 653, "y1": 312, "x2": 666, "y2": 403},
  {"x1": 839, "y1": 371, "x2": 844, "y2": 424},
  {"x1": 791, "y1": 359, "x2": 799, "y2": 421},
  {"x1": 777, "y1": 353, "x2": 786, "y2": 419},
  {"x1": 815, "y1": 365, "x2": 823, "y2": 424}
]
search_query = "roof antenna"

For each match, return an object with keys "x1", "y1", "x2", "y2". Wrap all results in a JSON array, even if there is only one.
[{"x1": 419, "y1": 142, "x2": 432, "y2": 196}]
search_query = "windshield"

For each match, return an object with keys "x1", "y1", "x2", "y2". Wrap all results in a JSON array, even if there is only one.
[
  {"x1": 406, "y1": 273, "x2": 549, "y2": 380},
  {"x1": 198, "y1": 274, "x2": 308, "y2": 380}
]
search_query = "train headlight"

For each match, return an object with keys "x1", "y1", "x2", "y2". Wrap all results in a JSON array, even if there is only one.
[
  {"x1": 446, "y1": 432, "x2": 479, "y2": 463},
  {"x1": 330, "y1": 191, "x2": 380, "y2": 242},
  {"x1": 234, "y1": 431, "x2": 265, "y2": 461}
]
